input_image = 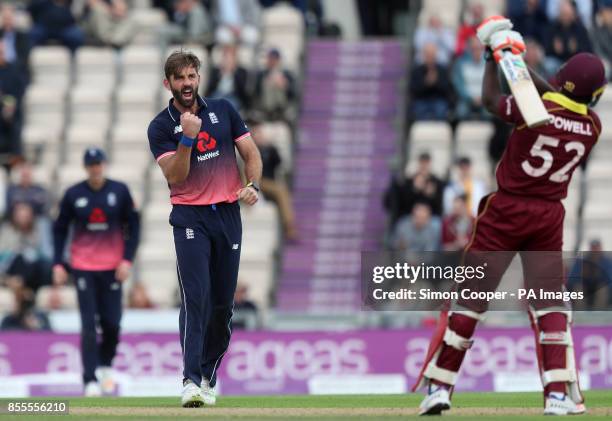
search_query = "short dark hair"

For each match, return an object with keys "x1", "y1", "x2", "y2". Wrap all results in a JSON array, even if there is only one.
[{"x1": 164, "y1": 50, "x2": 201, "y2": 80}]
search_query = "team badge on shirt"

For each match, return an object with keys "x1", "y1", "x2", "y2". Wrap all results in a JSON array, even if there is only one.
[
  {"x1": 209, "y1": 112, "x2": 219, "y2": 124},
  {"x1": 107, "y1": 192, "x2": 117, "y2": 207}
]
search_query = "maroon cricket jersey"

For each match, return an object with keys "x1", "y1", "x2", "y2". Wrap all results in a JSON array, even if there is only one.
[{"x1": 495, "y1": 92, "x2": 601, "y2": 200}]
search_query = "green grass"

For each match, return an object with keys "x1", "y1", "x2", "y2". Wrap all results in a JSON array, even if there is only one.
[{"x1": 0, "y1": 391, "x2": 610, "y2": 420}]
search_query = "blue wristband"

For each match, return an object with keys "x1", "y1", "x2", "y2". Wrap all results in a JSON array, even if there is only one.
[{"x1": 180, "y1": 134, "x2": 195, "y2": 148}]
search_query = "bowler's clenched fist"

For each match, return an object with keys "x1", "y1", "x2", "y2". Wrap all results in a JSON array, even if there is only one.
[{"x1": 180, "y1": 112, "x2": 202, "y2": 139}]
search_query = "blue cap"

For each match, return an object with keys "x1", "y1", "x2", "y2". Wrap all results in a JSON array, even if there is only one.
[{"x1": 83, "y1": 147, "x2": 107, "y2": 166}]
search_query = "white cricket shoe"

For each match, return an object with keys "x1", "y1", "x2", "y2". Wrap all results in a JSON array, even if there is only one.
[
  {"x1": 181, "y1": 380, "x2": 204, "y2": 408},
  {"x1": 84, "y1": 381, "x2": 102, "y2": 397},
  {"x1": 419, "y1": 383, "x2": 451, "y2": 415},
  {"x1": 201, "y1": 379, "x2": 216, "y2": 406},
  {"x1": 97, "y1": 366, "x2": 115, "y2": 396},
  {"x1": 544, "y1": 392, "x2": 586, "y2": 415}
]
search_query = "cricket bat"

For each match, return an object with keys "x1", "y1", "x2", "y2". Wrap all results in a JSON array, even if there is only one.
[{"x1": 497, "y1": 51, "x2": 551, "y2": 127}]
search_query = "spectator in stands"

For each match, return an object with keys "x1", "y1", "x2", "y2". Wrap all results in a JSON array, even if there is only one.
[
  {"x1": 6, "y1": 162, "x2": 49, "y2": 218},
  {"x1": 28, "y1": 0, "x2": 85, "y2": 53},
  {"x1": 443, "y1": 157, "x2": 488, "y2": 217},
  {"x1": 546, "y1": 0, "x2": 593, "y2": 29},
  {"x1": 0, "y1": 285, "x2": 51, "y2": 331},
  {"x1": 413, "y1": 14, "x2": 455, "y2": 65},
  {"x1": 234, "y1": 283, "x2": 257, "y2": 313},
  {"x1": 0, "y1": 202, "x2": 53, "y2": 294},
  {"x1": 0, "y1": 41, "x2": 26, "y2": 158},
  {"x1": 205, "y1": 43, "x2": 251, "y2": 110},
  {"x1": 383, "y1": 152, "x2": 444, "y2": 228},
  {"x1": 593, "y1": 1, "x2": 612, "y2": 77},
  {"x1": 0, "y1": 4, "x2": 31, "y2": 81},
  {"x1": 85, "y1": 0, "x2": 137, "y2": 49},
  {"x1": 249, "y1": 118, "x2": 298, "y2": 241},
  {"x1": 568, "y1": 239, "x2": 612, "y2": 309},
  {"x1": 214, "y1": 0, "x2": 261, "y2": 47},
  {"x1": 543, "y1": 0, "x2": 592, "y2": 75},
  {"x1": 391, "y1": 202, "x2": 441, "y2": 252},
  {"x1": 524, "y1": 38, "x2": 548, "y2": 77},
  {"x1": 410, "y1": 43, "x2": 452, "y2": 121},
  {"x1": 452, "y1": 36, "x2": 487, "y2": 120},
  {"x1": 455, "y1": 2, "x2": 484, "y2": 57},
  {"x1": 255, "y1": 49, "x2": 297, "y2": 122},
  {"x1": 158, "y1": 0, "x2": 212, "y2": 47},
  {"x1": 128, "y1": 282, "x2": 155, "y2": 309},
  {"x1": 441, "y1": 194, "x2": 474, "y2": 251},
  {"x1": 509, "y1": 0, "x2": 548, "y2": 46},
  {"x1": 232, "y1": 283, "x2": 258, "y2": 329}
]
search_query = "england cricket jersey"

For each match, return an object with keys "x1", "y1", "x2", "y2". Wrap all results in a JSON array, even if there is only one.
[
  {"x1": 53, "y1": 179, "x2": 140, "y2": 271},
  {"x1": 148, "y1": 96, "x2": 250, "y2": 205},
  {"x1": 495, "y1": 92, "x2": 601, "y2": 200}
]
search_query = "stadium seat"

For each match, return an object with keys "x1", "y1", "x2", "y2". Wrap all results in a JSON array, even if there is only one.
[
  {"x1": 69, "y1": 85, "x2": 112, "y2": 127},
  {"x1": 210, "y1": 44, "x2": 256, "y2": 69},
  {"x1": 131, "y1": 8, "x2": 167, "y2": 45},
  {"x1": 418, "y1": 0, "x2": 461, "y2": 29},
  {"x1": 261, "y1": 121, "x2": 293, "y2": 173},
  {"x1": 75, "y1": 47, "x2": 117, "y2": 87},
  {"x1": 116, "y1": 85, "x2": 159, "y2": 120},
  {"x1": 65, "y1": 125, "x2": 108, "y2": 164},
  {"x1": 109, "y1": 125, "x2": 151, "y2": 165},
  {"x1": 30, "y1": 46, "x2": 71, "y2": 88},
  {"x1": 261, "y1": 4, "x2": 304, "y2": 73},
  {"x1": 57, "y1": 165, "x2": 88, "y2": 191},
  {"x1": 24, "y1": 84, "x2": 66, "y2": 128},
  {"x1": 408, "y1": 121, "x2": 452, "y2": 176},
  {"x1": 121, "y1": 45, "x2": 163, "y2": 86},
  {"x1": 22, "y1": 124, "x2": 62, "y2": 165}
]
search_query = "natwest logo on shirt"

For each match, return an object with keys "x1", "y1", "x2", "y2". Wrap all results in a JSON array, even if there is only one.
[
  {"x1": 88, "y1": 207, "x2": 109, "y2": 231},
  {"x1": 196, "y1": 131, "x2": 220, "y2": 162}
]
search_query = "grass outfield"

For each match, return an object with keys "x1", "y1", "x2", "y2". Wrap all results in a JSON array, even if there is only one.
[{"x1": 0, "y1": 391, "x2": 611, "y2": 420}]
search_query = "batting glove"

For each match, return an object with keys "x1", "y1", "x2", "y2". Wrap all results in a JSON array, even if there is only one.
[
  {"x1": 490, "y1": 30, "x2": 526, "y2": 62},
  {"x1": 476, "y1": 15, "x2": 513, "y2": 46}
]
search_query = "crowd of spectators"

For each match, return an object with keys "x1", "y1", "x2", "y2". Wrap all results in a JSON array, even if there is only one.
[
  {"x1": 397, "y1": 0, "x2": 612, "y2": 253},
  {"x1": 409, "y1": 0, "x2": 612, "y2": 125},
  {"x1": 0, "y1": 0, "x2": 310, "y2": 329},
  {"x1": 384, "y1": 153, "x2": 486, "y2": 254},
  {"x1": 0, "y1": 0, "x2": 308, "y2": 162}
]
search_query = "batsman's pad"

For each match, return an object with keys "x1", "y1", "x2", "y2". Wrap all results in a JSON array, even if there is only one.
[
  {"x1": 413, "y1": 309, "x2": 484, "y2": 391},
  {"x1": 530, "y1": 309, "x2": 583, "y2": 404},
  {"x1": 476, "y1": 15, "x2": 513, "y2": 46}
]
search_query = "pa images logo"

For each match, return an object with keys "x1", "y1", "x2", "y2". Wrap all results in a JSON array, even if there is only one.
[{"x1": 196, "y1": 131, "x2": 217, "y2": 153}]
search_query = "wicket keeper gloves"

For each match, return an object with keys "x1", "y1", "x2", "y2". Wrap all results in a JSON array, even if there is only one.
[
  {"x1": 489, "y1": 30, "x2": 526, "y2": 62},
  {"x1": 476, "y1": 15, "x2": 513, "y2": 46}
]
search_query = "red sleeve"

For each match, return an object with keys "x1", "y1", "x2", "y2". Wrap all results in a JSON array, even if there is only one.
[{"x1": 497, "y1": 95, "x2": 525, "y2": 125}]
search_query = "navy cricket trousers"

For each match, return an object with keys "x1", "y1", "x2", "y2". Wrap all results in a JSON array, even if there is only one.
[
  {"x1": 170, "y1": 202, "x2": 242, "y2": 387},
  {"x1": 74, "y1": 270, "x2": 122, "y2": 384}
]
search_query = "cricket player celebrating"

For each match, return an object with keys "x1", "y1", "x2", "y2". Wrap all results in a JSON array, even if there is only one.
[
  {"x1": 415, "y1": 17, "x2": 606, "y2": 416},
  {"x1": 147, "y1": 51, "x2": 262, "y2": 408},
  {"x1": 53, "y1": 148, "x2": 140, "y2": 396}
]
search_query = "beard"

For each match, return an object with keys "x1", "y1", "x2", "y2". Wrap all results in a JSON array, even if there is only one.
[{"x1": 171, "y1": 84, "x2": 198, "y2": 109}]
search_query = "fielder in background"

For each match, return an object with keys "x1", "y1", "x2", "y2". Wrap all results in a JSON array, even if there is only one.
[
  {"x1": 147, "y1": 51, "x2": 262, "y2": 408},
  {"x1": 53, "y1": 148, "x2": 140, "y2": 397},
  {"x1": 415, "y1": 17, "x2": 605, "y2": 416}
]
